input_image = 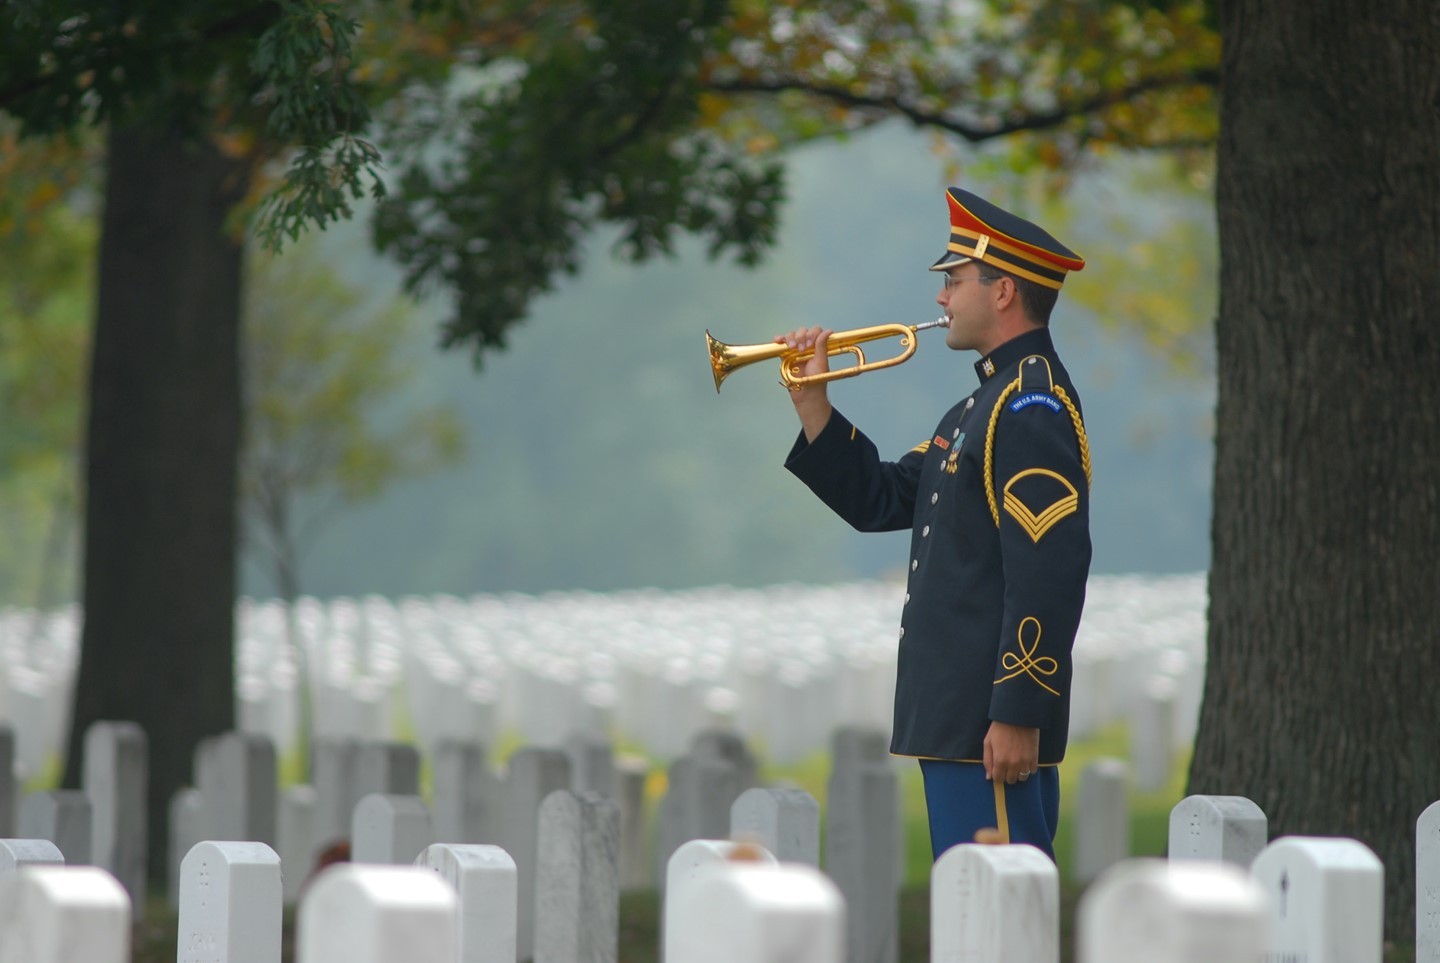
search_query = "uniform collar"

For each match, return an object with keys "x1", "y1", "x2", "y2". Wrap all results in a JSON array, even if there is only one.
[{"x1": 974, "y1": 327, "x2": 1056, "y2": 384}]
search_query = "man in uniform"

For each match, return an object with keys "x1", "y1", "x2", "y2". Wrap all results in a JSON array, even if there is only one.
[{"x1": 775, "y1": 187, "x2": 1092, "y2": 860}]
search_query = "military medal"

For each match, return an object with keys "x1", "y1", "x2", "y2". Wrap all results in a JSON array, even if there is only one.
[{"x1": 945, "y1": 433, "x2": 964, "y2": 474}]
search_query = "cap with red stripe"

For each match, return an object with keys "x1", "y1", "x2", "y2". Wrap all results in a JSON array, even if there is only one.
[{"x1": 929, "y1": 188, "x2": 1084, "y2": 290}]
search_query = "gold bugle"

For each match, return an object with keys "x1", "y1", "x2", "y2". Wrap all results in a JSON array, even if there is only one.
[{"x1": 706, "y1": 317, "x2": 949, "y2": 393}]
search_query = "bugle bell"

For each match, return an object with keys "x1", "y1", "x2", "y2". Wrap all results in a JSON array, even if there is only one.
[{"x1": 706, "y1": 317, "x2": 949, "y2": 393}]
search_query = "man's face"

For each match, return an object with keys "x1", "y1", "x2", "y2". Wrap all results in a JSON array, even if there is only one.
[{"x1": 936, "y1": 264, "x2": 997, "y2": 352}]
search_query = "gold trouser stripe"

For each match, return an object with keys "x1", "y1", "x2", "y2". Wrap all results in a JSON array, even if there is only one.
[{"x1": 993, "y1": 780, "x2": 1011, "y2": 844}]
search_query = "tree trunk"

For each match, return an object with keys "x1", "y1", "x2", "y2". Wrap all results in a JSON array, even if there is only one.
[
  {"x1": 63, "y1": 123, "x2": 247, "y2": 888},
  {"x1": 1191, "y1": 0, "x2": 1440, "y2": 941}
]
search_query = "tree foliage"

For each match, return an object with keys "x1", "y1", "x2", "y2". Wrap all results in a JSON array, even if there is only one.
[
  {"x1": 0, "y1": 0, "x2": 383, "y2": 244},
  {"x1": 0, "y1": 127, "x2": 95, "y2": 607},
  {"x1": 1, "y1": 0, "x2": 1220, "y2": 358},
  {"x1": 365, "y1": 0, "x2": 1218, "y2": 358}
]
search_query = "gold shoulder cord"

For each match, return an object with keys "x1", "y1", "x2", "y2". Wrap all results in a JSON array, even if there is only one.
[{"x1": 982, "y1": 378, "x2": 1092, "y2": 526}]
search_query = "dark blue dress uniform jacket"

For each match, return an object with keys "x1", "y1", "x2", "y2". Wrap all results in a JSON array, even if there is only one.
[{"x1": 785, "y1": 328, "x2": 1091, "y2": 764}]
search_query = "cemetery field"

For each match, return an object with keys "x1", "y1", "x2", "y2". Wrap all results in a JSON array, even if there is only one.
[
  {"x1": 115, "y1": 720, "x2": 1424, "y2": 963},
  {"x1": 126, "y1": 722, "x2": 1209, "y2": 963}
]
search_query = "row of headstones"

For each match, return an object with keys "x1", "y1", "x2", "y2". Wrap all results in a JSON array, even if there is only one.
[
  {"x1": 229, "y1": 578, "x2": 1204, "y2": 764},
  {"x1": 0, "y1": 778, "x2": 851, "y2": 962},
  {"x1": 59, "y1": 721, "x2": 1417, "y2": 960},
  {"x1": 2, "y1": 790, "x2": 1427, "y2": 963},
  {"x1": 30, "y1": 719, "x2": 902, "y2": 961},
  {"x1": 22, "y1": 723, "x2": 1212, "y2": 960},
  {"x1": 0, "y1": 576, "x2": 1203, "y2": 773},
  {"x1": 1067, "y1": 756, "x2": 1256, "y2": 882}
]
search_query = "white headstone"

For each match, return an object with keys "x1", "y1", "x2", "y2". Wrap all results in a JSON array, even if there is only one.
[
  {"x1": 503, "y1": 746, "x2": 571, "y2": 963},
  {"x1": 296, "y1": 864, "x2": 457, "y2": 963},
  {"x1": 176, "y1": 840, "x2": 282, "y2": 963},
  {"x1": 17, "y1": 791, "x2": 91, "y2": 865},
  {"x1": 82, "y1": 721, "x2": 147, "y2": 919},
  {"x1": 691, "y1": 730, "x2": 759, "y2": 795},
  {"x1": 534, "y1": 790, "x2": 621, "y2": 963},
  {"x1": 615, "y1": 756, "x2": 651, "y2": 891},
  {"x1": 1130, "y1": 677, "x2": 1177, "y2": 792},
  {"x1": 1168, "y1": 795, "x2": 1267, "y2": 867},
  {"x1": 432, "y1": 740, "x2": 500, "y2": 846},
  {"x1": 311, "y1": 737, "x2": 360, "y2": 855},
  {"x1": 663, "y1": 839, "x2": 778, "y2": 963},
  {"x1": 195, "y1": 731, "x2": 278, "y2": 845},
  {"x1": 1075, "y1": 757, "x2": 1129, "y2": 882},
  {"x1": 0, "y1": 839, "x2": 64, "y2": 874},
  {"x1": 730, "y1": 787, "x2": 820, "y2": 868},
  {"x1": 168, "y1": 788, "x2": 204, "y2": 908},
  {"x1": 0, "y1": 865, "x2": 131, "y2": 963},
  {"x1": 351, "y1": 794, "x2": 433, "y2": 865},
  {"x1": 931, "y1": 843, "x2": 1059, "y2": 963},
  {"x1": 667, "y1": 861, "x2": 844, "y2": 963},
  {"x1": 565, "y1": 732, "x2": 616, "y2": 798},
  {"x1": 0, "y1": 729, "x2": 15, "y2": 837},
  {"x1": 416, "y1": 843, "x2": 517, "y2": 963},
  {"x1": 1077, "y1": 858, "x2": 1269, "y2": 962},
  {"x1": 825, "y1": 730, "x2": 899, "y2": 963},
  {"x1": 279, "y1": 784, "x2": 316, "y2": 905},
  {"x1": 659, "y1": 751, "x2": 744, "y2": 880},
  {"x1": 1250, "y1": 836, "x2": 1384, "y2": 963},
  {"x1": 355, "y1": 742, "x2": 421, "y2": 798},
  {"x1": 1417, "y1": 800, "x2": 1440, "y2": 963}
]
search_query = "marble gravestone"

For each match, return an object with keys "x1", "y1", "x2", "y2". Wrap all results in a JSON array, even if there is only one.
[
  {"x1": 1078, "y1": 858, "x2": 1269, "y2": 963},
  {"x1": 1250, "y1": 836, "x2": 1384, "y2": 963}
]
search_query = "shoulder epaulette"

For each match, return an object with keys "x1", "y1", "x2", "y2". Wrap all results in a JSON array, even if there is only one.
[{"x1": 1019, "y1": 355, "x2": 1056, "y2": 393}]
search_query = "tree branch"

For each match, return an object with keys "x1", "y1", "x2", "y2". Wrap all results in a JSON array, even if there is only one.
[
  {"x1": 702, "y1": 66, "x2": 1220, "y2": 143},
  {"x1": 596, "y1": 75, "x2": 678, "y2": 160}
]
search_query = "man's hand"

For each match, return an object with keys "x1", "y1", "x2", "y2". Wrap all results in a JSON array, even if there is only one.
[
  {"x1": 983, "y1": 721, "x2": 1040, "y2": 784},
  {"x1": 774, "y1": 326, "x2": 834, "y2": 441}
]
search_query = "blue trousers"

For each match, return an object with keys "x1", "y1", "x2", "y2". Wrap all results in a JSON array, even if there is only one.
[{"x1": 919, "y1": 759, "x2": 1061, "y2": 861}]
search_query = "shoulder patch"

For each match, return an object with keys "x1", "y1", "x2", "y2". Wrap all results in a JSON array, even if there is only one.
[
  {"x1": 910, "y1": 440, "x2": 932, "y2": 455},
  {"x1": 1002, "y1": 467, "x2": 1079, "y2": 543},
  {"x1": 1008, "y1": 392, "x2": 1063, "y2": 414}
]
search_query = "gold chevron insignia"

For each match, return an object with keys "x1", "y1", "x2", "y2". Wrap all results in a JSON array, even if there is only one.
[
  {"x1": 1002, "y1": 468, "x2": 1079, "y2": 543},
  {"x1": 910, "y1": 440, "x2": 932, "y2": 454}
]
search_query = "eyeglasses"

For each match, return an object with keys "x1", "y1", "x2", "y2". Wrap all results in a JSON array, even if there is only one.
[{"x1": 942, "y1": 273, "x2": 998, "y2": 290}]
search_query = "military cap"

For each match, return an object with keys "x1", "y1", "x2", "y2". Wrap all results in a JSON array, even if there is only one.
[{"x1": 929, "y1": 188, "x2": 1085, "y2": 290}]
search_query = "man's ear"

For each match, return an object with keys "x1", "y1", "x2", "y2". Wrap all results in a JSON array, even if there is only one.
[{"x1": 992, "y1": 275, "x2": 1018, "y2": 311}]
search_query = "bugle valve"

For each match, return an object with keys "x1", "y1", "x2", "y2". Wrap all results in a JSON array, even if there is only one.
[{"x1": 706, "y1": 317, "x2": 949, "y2": 393}]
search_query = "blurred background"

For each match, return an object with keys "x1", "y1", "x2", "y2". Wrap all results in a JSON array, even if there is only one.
[
  {"x1": 0, "y1": 121, "x2": 1217, "y2": 606},
  {"x1": 254, "y1": 124, "x2": 1215, "y2": 600}
]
